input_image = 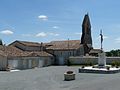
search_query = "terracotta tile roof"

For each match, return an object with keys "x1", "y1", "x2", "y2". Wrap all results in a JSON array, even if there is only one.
[
  {"x1": 46, "y1": 40, "x2": 81, "y2": 50},
  {"x1": 0, "y1": 50, "x2": 7, "y2": 57},
  {"x1": 23, "y1": 51, "x2": 53, "y2": 57},
  {"x1": 10, "y1": 40, "x2": 42, "y2": 47},
  {"x1": 89, "y1": 49, "x2": 102, "y2": 54},
  {"x1": 0, "y1": 45, "x2": 52, "y2": 57},
  {"x1": 43, "y1": 43, "x2": 53, "y2": 48},
  {"x1": 0, "y1": 45, "x2": 24, "y2": 57}
]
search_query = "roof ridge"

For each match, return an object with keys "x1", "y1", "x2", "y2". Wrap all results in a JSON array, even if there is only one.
[
  {"x1": 17, "y1": 40, "x2": 41, "y2": 44},
  {"x1": 50, "y1": 40, "x2": 80, "y2": 43}
]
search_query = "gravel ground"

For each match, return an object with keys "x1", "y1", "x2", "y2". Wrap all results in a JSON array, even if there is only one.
[{"x1": 0, "y1": 66, "x2": 120, "y2": 90}]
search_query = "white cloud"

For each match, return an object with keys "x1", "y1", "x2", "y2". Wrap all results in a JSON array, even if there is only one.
[
  {"x1": 35, "y1": 32, "x2": 60, "y2": 37},
  {"x1": 115, "y1": 37, "x2": 120, "y2": 43},
  {"x1": 52, "y1": 26, "x2": 59, "y2": 29},
  {"x1": 38, "y1": 15, "x2": 48, "y2": 21},
  {"x1": 36, "y1": 32, "x2": 47, "y2": 37},
  {"x1": 0, "y1": 30, "x2": 13, "y2": 35},
  {"x1": 75, "y1": 32, "x2": 82, "y2": 35},
  {"x1": 49, "y1": 33, "x2": 59, "y2": 36}
]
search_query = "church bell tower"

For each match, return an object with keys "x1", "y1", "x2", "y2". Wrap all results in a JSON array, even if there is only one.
[{"x1": 81, "y1": 13, "x2": 93, "y2": 55}]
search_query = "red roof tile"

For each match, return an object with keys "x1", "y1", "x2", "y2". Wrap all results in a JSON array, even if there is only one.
[
  {"x1": 46, "y1": 40, "x2": 81, "y2": 50},
  {"x1": 24, "y1": 51, "x2": 53, "y2": 57},
  {"x1": 0, "y1": 45, "x2": 52, "y2": 57},
  {"x1": 9, "y1": 40, "x2": 42, "y2": 47}
]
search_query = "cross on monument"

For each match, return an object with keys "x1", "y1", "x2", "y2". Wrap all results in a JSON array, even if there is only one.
[{"x1": 100, "y1": 30, "x2": 103, "y2": 52}]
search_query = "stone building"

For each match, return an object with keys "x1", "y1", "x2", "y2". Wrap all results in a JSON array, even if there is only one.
[
  {"x1": 45, "y1": 40, "x2": 84, "y2": 65},
  {"x1": 9, "y1": 40, "x2": 45, "y2": 51},
  {"x1": 42, "y1": 14, "x2": 94, "y2": 65},
  {"x1": 9, "y1": 40, "x2": 83, "y2": 65},
  {"x1": 7, "y1": 51, "x2": 54, "y2": 70},
  {"x1": 0, "y1": 45, "x2": 54, "y2": 70}
]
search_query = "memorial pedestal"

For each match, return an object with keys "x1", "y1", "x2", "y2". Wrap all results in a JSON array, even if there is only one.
[{"x1": 98, "y1": 52, "x2": 106, "y2": 68}]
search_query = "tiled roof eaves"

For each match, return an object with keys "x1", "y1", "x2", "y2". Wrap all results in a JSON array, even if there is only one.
[
  {"x1": 46, "y1": 48, "x2": 79, "y2": 50},
  {"x1": 16, "y1": 41, "x2": 41, "y2": 47}
]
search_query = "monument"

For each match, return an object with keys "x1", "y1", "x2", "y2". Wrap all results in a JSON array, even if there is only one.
[
  {"x1": 98, "y1": 52, "x2": 106, "y2": 67},
  {"x1": 79, "y1": 29, "x2": 120, "y2": 74},
  {"x1": 98, "y1": 30, "x2": 106, "y2": 68}
]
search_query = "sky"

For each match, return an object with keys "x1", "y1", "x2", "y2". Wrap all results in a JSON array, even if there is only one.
[{"x1": 0, "y1": 0, "x2": 120, "y2": 51}]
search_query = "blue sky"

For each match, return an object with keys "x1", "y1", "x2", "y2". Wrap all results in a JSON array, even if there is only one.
[{"x1": 0, "y1": 0, "x2": 120, "y2": 51}]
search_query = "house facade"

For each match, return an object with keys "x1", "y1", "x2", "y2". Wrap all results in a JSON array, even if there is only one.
[
  {"x1": 0, "y1": 45, "x2": 54, "y2": 70},
  {"x1": 7, "y1": 51, "x2": 54, "y2": 70},
  {"x1": 8, "y1": 40, "x2": 84, "y2": 65},
  {"x1": 45, "y1": 40, "x2": 84, "y2": 65}
]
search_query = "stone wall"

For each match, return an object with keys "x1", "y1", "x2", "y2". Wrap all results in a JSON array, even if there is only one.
[
  {"x1": 49, "y1": 47, "x2": 84, "y2": 65},
  {"x1": 0, "y1": 55, "x2": 7, "y2": 70},
  {"x1": 69, "y1": 56, "x2": 120, "y2": 65},
  {"x1": 8, "y1": 56, "x2": 54, "y2": 70},
  {"x1": 51, "y1": 50, "x2": 78, "y2": 65}
]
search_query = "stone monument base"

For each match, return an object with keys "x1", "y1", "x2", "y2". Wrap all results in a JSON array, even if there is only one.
[
  {"x1": 98, "y1": 52, "x2": 106, "y2": 67},
  {"x1": 79, "y1": 66, "x2": 120, "y2": 74}
]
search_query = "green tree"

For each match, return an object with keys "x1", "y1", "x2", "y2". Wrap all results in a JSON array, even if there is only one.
[{"x1": 106, "y1": 49, "x2": 120, "y2": 57}]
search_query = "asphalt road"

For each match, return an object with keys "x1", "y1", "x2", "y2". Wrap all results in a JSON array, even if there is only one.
[{"x1": 0, "y1": 66, "x2": 120, "y2": 90}]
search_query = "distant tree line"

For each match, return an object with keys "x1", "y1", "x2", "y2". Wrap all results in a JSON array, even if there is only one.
[{"x1": 106, "y1": 49, "x2": 120, "y2": 57}]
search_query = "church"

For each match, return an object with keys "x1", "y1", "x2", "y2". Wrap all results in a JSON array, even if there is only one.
[
  {"x1": 44, "y1": 13, "x2": 94, "y2": 65},
  {"x1": 0, "y1": 14, "x2": 98, "y2": 70}
]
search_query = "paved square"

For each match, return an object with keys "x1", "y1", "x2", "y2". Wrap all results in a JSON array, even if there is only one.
[{"x1": 0, "y1": 66, "x2": 120, "y2": 90}]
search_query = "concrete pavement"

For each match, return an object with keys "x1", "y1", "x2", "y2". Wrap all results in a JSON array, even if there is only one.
[{"x1": 0, "y1": 66, "x2": 120, "y2": 90}]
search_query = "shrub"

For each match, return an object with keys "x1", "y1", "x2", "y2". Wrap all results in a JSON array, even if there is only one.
[
  {"x1": 89, "y1": 62, "x2": 93, "y2": 66},
  {"x1": 92, "y1": 65, "x2": 95, "y2": 68},
  {"x1": 81, "y1": 65, "x2": 85, "y2": 68},
  {"x1": 116, "y1": 66, "x2": 119, "y2": 68},
  {"x1": 116, "y1": 61, "x2": 120, "y2": 66},
  {"x1": 111, "y1": 61, "x2": 116, "y2": 67},
  {"x1": 106, "y1": 66, "x2": 110, "y2": 70},
  {"x1": 111, "y1": 61, "x2": 120, "y2": 67},
  {"x1": 84, "y1": 60, "x2": 93, "y2": 66}
]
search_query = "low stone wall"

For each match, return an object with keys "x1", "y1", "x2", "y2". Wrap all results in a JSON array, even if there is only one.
[{"x1": 69, "y1": 56, "x2": 120, "y2": 65}]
